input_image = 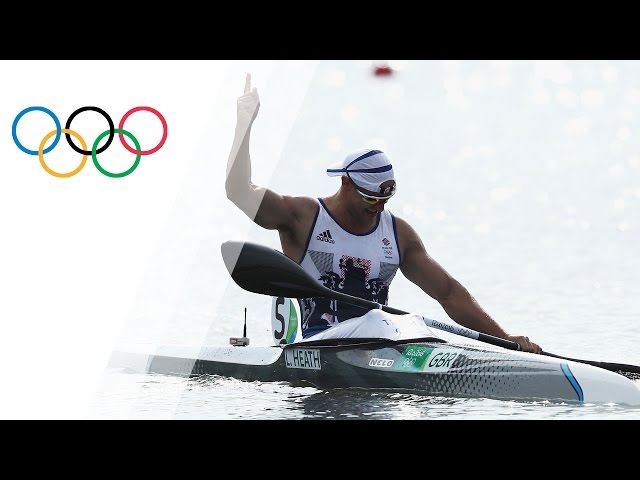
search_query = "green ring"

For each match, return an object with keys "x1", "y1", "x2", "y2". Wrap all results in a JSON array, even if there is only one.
[{"x1": 92, "y1": 128, "x2": 141, "y2": 178}]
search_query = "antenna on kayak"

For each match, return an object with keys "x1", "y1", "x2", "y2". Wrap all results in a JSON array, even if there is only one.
[{"x1": 230, "y1": 307, "x2": 250, "y2": 347}]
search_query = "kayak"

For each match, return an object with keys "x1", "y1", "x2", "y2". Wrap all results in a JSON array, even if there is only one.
[
  {"x1": 109, "y1": 335, "x2": 640, "y2": 406},
  {"x1": 108, "y1": 239, "x2": 640, "y2": 407}
]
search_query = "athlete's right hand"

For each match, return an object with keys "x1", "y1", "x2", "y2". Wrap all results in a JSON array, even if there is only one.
[{"x1": 237, "y1": 73, "x2": 260, "y2": 126}]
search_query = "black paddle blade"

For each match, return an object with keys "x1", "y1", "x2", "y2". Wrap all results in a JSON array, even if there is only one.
[{"x1": 221, "y1": 240, "x2": 331, "y2": 299}]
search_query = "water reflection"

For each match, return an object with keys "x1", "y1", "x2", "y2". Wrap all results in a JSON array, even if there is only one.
[
  {"x1": 182, "y1": 375, "x2": 640, "y2": 420},
  {"x1": 286, "y1": 388, "x2": 467, "y2": 420},
  {"x1": 92, "y1": 368, "x2": 640, "y2": 420}
]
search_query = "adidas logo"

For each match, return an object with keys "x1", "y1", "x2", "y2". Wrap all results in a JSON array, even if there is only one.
[{"x1": 316, "y1": 230, "x2": 335, "y2": 244}]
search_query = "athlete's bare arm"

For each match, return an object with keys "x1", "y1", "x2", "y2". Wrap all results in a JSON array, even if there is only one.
[
  {"x1": 395, "y1": 216, "x2": 541, "y2": 353},
  {"x1": 224, "y1": 73, "x2": 316, "y2": 258}
]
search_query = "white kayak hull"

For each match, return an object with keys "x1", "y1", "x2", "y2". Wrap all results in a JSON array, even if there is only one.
[{"x1": 109, "y1": 337, "x2": 640, "y2": 406}]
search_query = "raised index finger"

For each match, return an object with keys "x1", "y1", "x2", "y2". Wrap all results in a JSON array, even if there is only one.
[{"x1": 244, "y1": 73, "x2": 251, "y2": 94}]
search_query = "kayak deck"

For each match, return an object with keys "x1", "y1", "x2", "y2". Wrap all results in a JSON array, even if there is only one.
[{"x1": 109, "y1": 337, "x2": 640, "y2": 406}]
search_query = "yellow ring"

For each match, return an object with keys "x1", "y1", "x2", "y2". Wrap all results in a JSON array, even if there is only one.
[{"x1": 38, "y1": 129, "x2": 88, "y2": 178}]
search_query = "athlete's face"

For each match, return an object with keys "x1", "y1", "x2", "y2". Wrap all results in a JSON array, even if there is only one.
[{"x1": 350, "y1": 179, "x2": 396, "y2": 216}]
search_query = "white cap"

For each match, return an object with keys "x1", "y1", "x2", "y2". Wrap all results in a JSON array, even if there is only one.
[{"x1": 326, "y1": 149, "x2": 395, "y2": 195}]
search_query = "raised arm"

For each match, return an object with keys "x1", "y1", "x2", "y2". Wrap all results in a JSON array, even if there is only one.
[
  {"x1": 225, "y1": 73, "x2": 297, "y2": 231},
  {"x1": 396, "y1": 217, "x2": 542, "y2": 353}
]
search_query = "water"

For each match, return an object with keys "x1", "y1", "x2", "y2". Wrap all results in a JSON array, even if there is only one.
[
  {"x1": 92, "y1": 370, "x2": 640, "y2": 419},
  {"x1": 89, "y1": 60, "x2": 640, "y2": 419}
]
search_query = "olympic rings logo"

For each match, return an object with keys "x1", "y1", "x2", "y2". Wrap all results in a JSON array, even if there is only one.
[{"x1": 12, "y1": 106, "x2": 168, "y2": 178}]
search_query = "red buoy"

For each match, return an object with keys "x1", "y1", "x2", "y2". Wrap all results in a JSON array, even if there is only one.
[{"x1": 374, "y1": 64, "x2": 393, "y2": 76}]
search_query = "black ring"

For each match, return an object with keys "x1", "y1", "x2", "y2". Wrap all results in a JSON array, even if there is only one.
[{"x1": 65, "y1": 106, "x2": 115, "y2": 155}]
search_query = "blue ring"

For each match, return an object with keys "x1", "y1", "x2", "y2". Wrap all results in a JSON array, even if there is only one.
[{"x1": 12, "y1": 106, "x2": 61, "y2": 155}]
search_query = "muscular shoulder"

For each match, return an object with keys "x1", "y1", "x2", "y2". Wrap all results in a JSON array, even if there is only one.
[
  {"x1": 391, "y1": 214, "x2": 420, "y2": 242},
  {"x1": 277, "y1": 195, "x2": 319, "y2": 260},
  {"x1": 390, "y1": 214, "x2": 423, "y2": 259},
  {"x1": 274, "y1": 194, "x2": 319, "y2": 240},
  {"x1": 281, "y1": 195, "x2": 318, "y2": 223}
]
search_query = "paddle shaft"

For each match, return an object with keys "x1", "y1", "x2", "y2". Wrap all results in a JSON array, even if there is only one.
[
  {"x1": 326, "y1": 287, "x2": 522, "y2": 350},
  {"x1": 541, "y1": 351, "x2": 640, "y2": 375},
  {"x1": 315, "y1": 276, "x2": 640, "y2": 375}
]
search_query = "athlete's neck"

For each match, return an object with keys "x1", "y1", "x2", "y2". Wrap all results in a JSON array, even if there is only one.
[{"x1": 323, "y1": 195, "x2": 378, "y2": 234}]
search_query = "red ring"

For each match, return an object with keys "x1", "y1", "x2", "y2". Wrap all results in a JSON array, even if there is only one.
[{"x1": 118, "y1": 106, "x2": 168, "y2": 155}]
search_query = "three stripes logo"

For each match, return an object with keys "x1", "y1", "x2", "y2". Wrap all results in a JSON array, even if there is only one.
[{"x1": 316, "y1": 230, "x2": 335, "y2": 244}]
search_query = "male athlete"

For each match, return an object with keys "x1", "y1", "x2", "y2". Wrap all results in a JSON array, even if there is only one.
[{"x1": 225, "y1": 73, "x2": 542, "y2": 353}]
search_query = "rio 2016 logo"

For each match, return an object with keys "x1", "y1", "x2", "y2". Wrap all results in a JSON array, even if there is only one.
[{"x1": 12, "y1": 106, "x2": 168, "y2": 178}]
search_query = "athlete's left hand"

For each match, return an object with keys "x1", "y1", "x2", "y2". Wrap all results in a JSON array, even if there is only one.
[{"x1": 507, "y1": 335, "x2": 542, "y2": 354}]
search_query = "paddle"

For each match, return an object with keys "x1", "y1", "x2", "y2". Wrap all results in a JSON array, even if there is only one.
[
  {"x1": 221, "y1": 240, "x2": 640, "y2": 378},
  {"x1": 220, "y1": 240, "x2": 521, "y2": 349}
]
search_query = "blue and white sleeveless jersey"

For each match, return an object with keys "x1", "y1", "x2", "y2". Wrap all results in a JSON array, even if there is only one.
[{"x1": 297, "y1": 198, "x2": 401, "y2": 338}]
